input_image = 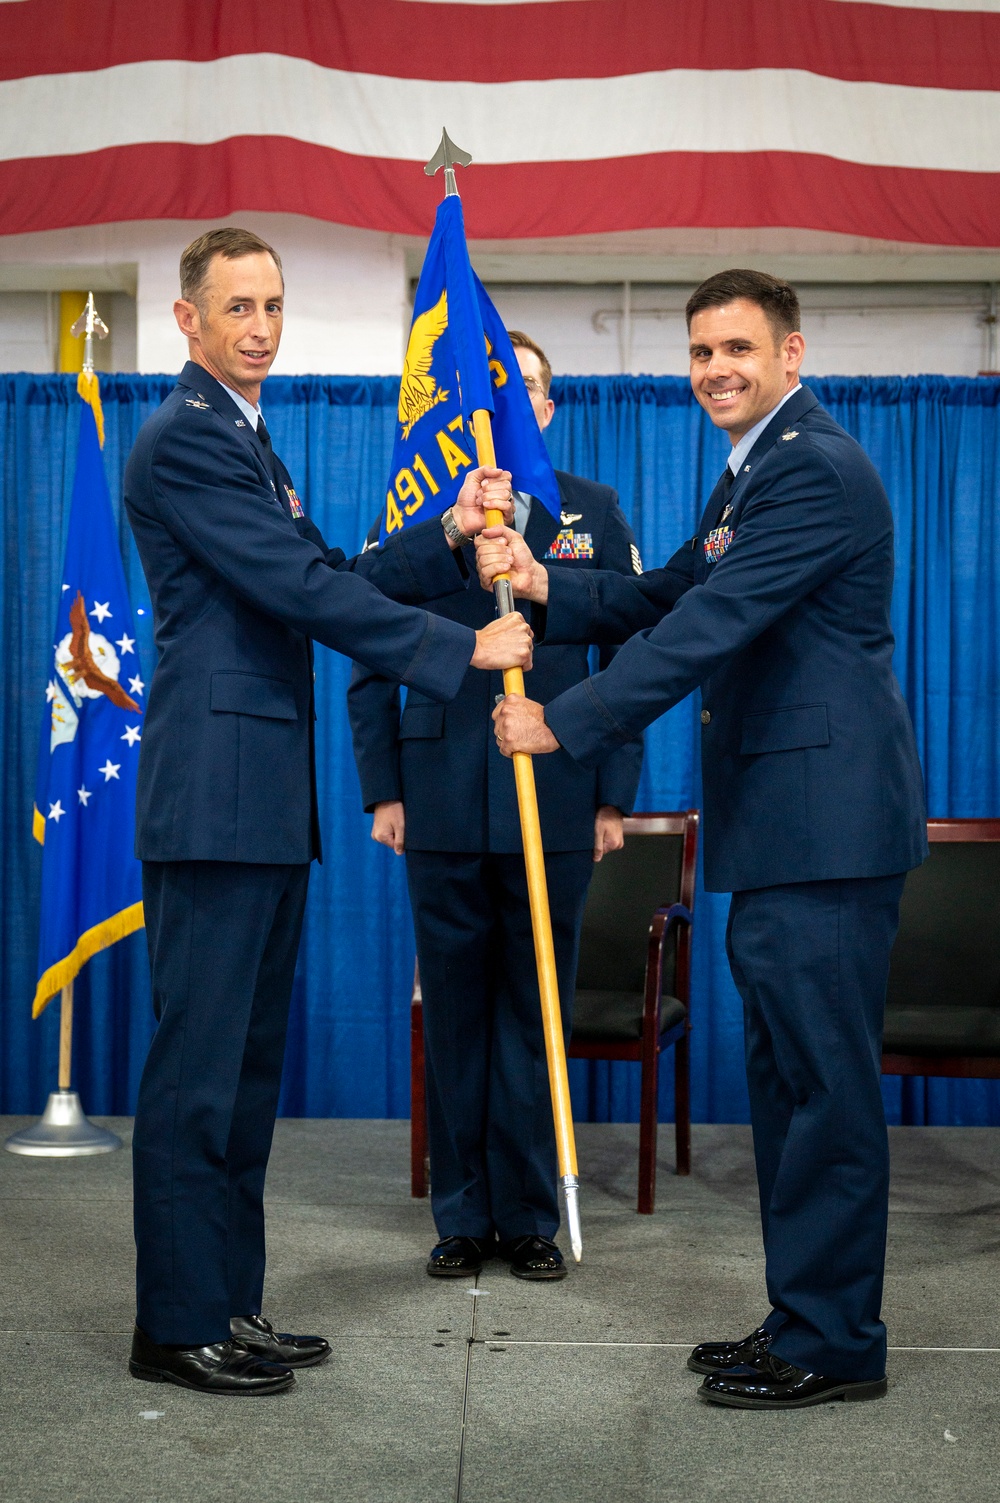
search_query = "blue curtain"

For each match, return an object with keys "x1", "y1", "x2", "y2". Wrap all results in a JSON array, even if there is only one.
[{"x1": 2, "y1": 372, "x2": 998, "y2": 1126}]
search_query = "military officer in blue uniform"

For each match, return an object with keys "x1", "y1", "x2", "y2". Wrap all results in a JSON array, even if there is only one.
[
  {"x1": 348, "y1": 332, "x2": 643, "y2": 1281},
  {"x1": 482, "y1": 272, "x2": 927, "y2": 1407},
  {"x1": 122, "y1": 228, "x2": 531, "y2": 1396}
]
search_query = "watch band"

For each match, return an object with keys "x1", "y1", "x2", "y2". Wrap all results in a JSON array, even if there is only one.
[{"x1": 441, "y1": 507, "x2": 472, "y2": 546}]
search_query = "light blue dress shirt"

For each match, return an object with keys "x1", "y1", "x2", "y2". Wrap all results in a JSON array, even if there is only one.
[
  {"x1": 727, "y1": 384, "x2": 802, "y2": 477},
  {"x1": 217, "y1": 380, "x2": 262, "y2": 432}
]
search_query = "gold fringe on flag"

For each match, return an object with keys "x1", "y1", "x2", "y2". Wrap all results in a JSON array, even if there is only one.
[{"x1": 32, "y1": 901, "x2": 144, "y2": 1018}]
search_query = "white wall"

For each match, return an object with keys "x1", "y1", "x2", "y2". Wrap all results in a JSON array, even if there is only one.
[
  {"x1": 0, "y1": 213, "x2": 997, "y2": 377},
  {"x1": 0, "y1": 214, "x2": 408, "y2": 375},
  {"x1": 486, "y1": 282, "x2": 997, "y2": 378}
]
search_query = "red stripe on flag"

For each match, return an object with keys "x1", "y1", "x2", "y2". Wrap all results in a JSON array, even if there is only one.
[
  {"x1": 0, "y1": 139, "x2": 997, "y2": 247},
  {"x1": 1, "y1": 0, "x2": 998, "y2": 90}
]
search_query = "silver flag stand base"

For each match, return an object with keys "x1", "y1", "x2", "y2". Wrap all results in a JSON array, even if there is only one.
[
  {"x1": 5, "y1": 1090, "x2": 121, "y2": 1157},
  {"x1": 562, "y1": 1173, "x2": 582, "y2": 1263}
]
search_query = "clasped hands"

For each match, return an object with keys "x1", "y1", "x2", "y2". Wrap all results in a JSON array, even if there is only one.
[
  {"x1": 453, "y1": 469, "x2": 536, "y2": 674},
  {"x1": 473, "y1": 522, "x2": 559, "y2": 759}
]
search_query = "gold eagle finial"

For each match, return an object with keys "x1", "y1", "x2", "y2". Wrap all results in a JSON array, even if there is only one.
[{"x1": 398, "y1": 291, "x2": 450, "y2": 440}]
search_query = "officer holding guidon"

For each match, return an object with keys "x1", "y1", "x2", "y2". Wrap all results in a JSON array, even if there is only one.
[
  {"x1": 123, "y1": 227, "x2": 531, "y2": 1397},
  {"x1": 479, "y1": 270, "x2": 927, "y2": 1410}
]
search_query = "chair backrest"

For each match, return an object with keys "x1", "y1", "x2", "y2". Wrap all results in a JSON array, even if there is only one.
[
  {"x1": 886, "y1": 819, "x2": 1000, "y2": 1013},
  {"x1": 575, "y1": 812, "x2": 698, "y2": 995}
]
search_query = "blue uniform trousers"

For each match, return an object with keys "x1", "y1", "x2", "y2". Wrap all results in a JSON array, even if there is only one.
[
  {"x1": 406, "y1": 849, "x2": 594, "y2": 1244},
  {"x1": 132, "y1": 860, "x2": 309, "y2": 1346},
  {"x1": 726, "y1": 873, "x2": 906, "y2": 1381}
]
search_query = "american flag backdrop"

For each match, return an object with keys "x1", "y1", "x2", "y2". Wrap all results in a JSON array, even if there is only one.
[{"x1": 1, "y1": 0, "x2": 998, "y2": 245}]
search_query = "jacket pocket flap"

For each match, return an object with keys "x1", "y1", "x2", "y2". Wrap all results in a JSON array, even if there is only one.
[
  {"x1": 741, "y1": 703, "x2": 829, "y2": 755},
  {"x1": 399, "y1": 704, "x2": 445, "y2": 740},
  {"x1": 210, "y1": 671, "x2": 298, "y2": 721}
]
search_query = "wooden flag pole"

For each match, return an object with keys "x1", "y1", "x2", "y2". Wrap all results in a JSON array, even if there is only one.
[
  {"x1": 472, "y1": 406, "x2": 583, "y2": 1263},
  {"x1": 58, "y1": 980, "x2": 74, "y2": 1092}
]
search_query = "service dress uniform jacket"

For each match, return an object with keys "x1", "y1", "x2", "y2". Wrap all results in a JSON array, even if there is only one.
[
  {"x1": 124, "y1": 362, "x2": 476, "y2": 1346},
  {"x1": 348, "y1": 474, "x2": 643, "y2": 1244},
  {"x1": 538, "y1": 386, "x2": 927, "y2": 1380}
]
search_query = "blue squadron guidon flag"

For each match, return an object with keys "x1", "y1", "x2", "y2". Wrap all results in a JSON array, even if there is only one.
[
  {"x1": 382, "y1": 192, "x2": 561, "y2": 542},
  {"x1": 31, "y1": 372, "x2": 145, "y2": 1017}
]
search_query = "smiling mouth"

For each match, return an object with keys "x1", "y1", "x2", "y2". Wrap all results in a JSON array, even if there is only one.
[
  {"x1": 240, "y1": 349, "x2": 269, "y2": 362},
  {"x1": 708, "y1": 387, "x2": 746, "y2": 402}
]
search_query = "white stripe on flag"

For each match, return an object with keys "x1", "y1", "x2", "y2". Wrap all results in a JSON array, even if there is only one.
[{"x1": 1, "y1": 56, "x2": 999, "y2": 173}]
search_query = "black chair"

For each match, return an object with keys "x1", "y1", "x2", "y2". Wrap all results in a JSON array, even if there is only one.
[
  {"x1": 569, "y1": 811, "x2": 699, "y2": 1214},
  {"x1": 883, "y1": 819, "x2": 1000, "y2": 1081},
  {"x1": 409, "y1": 810, "x2": 699, "y2": 1209}
]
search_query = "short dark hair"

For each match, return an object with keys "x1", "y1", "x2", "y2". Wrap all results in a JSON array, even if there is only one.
[
  {"x1": 180, "y1": 228, "x2": 284, "y2": 308},
  {"x1": 685, "y1": 269, "x2": 801, "y2": 344},
  {"x1": 508, "y1": 329, "x2": 552, "y2": 397}
]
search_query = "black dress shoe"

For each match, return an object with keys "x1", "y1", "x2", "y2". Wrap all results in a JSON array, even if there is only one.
[
  {"x1": 230, "y1": 1314, "x2": 330, "y2": 1368},
  {"x1": 427, "y1": 1235, "x2": 495, "y2": 1277},
  {"x1": 498, "y1": 1235, "x2": 567, "y2": 1281},
  {"x1": 687, "y1": 1323, "x2": 773, "y2": 1374},
  {"x1": 698, "y1": 1352, "x2": 887, "y2": 1409},
  {"x1": 129, "y1": 1325, "x2": 294, "y2": 1395}
]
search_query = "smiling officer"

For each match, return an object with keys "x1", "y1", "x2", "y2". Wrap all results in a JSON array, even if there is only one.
[
  {"x1": 479, "y1": 270, "x2": 927, "y2": 1409},
  {"x1": 123, "y1": 227, "x2": 531, "y2": 1396}
]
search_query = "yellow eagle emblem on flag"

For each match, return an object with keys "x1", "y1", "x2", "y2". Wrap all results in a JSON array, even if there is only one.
[{"x1": 398, "y1": 290, "x2": 450, "y2": 440}]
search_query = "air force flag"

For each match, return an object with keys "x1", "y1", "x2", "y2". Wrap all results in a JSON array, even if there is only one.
[
  {"x1": 31, "y1": 374, "x2": 144, "y2": 1017},
  {"x1": 382, "y1": 194, "x2": 561, "y2": 541}
]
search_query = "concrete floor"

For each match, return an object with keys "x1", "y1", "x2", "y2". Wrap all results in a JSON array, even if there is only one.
[{"x1": 1, "y1": 1118, "x2": 997, "y2": 1503}]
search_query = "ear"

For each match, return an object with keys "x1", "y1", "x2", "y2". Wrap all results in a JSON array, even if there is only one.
[
  {"x1": 783, "y1": 331, "x2": 806, "y2": 375},
  {"x1": 539, "y1": 397, "x2": 555, "y2": 431},
  {"x1": 174, "y1": 298, "x2": 200, "y2": 340}
]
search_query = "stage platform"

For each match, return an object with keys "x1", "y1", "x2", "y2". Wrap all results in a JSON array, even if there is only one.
[{"x1": 1, "y1": 1119, "x2": 997, "y2": 1503}]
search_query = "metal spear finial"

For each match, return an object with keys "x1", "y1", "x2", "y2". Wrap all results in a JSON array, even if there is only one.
[
  {"x1": 424, "y1": 129, "x2": 472, "y2": 198},
  {"x1": 69, "y1": 292, "x2": 110, "y2": 374}
]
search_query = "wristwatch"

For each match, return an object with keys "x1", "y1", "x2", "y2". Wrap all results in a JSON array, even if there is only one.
[{"x1": 441, "y1": 507, "x2": 472, "y2": 546}]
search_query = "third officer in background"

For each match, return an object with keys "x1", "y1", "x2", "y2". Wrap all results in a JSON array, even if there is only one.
[{"x1": 348, "y1": 331, "x2": 643, "y2": 1281}]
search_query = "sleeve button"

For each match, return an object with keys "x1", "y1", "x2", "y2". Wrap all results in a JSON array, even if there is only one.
[{"x1": 700, "y1": 709, "x2": 711, "y2": 725}]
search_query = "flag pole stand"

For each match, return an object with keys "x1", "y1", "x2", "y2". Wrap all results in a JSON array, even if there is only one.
[{"x1": 5, "y1": 981, "x2": 121, "y2": 1157}]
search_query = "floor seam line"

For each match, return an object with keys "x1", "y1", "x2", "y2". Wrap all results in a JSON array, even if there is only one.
[{"x1": 454, "y1": 1276, "x2": 479, "y2": 1503}]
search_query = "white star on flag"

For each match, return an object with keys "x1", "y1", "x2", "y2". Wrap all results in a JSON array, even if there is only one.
[
  {"x1": 77, "y1": 786, "x2": 92, "y2": 806},
  {"x1": 45, "y1": 679, "x2": 58, "y2": 702},
  {"x1": 99, "y1": 760, "x2": 120, "y2": 782},
  {"x1": 47, "y1": 800, "x2": 65, "y2": 822},
  {"x1": 116, "y1": 633, "x2": 135, "y2": 655},
  {"x1": 91, "y1": 601, "x2": 112, "y2": 623},
  {"x1": 122, "y1": 725, "x2": 141, "y2": 746},
  {"x1": 128, "y1": 675, "x2": 144, "y2": 696}
]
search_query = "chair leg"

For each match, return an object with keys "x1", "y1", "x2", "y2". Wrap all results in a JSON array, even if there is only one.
[
  {"x1": 410, "y1": 997, "x2": 428, "y2": 1198},
  {"x1": 637, "y1": 1038, "x2": 660, "y2": 1214},
  {"x1": 674, "y1": 1030, "x2": 691, "y2": 1177}
]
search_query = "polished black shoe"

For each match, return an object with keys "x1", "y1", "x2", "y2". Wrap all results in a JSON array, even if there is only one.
[
  {"x1": 427, "y1": 1235, "x2": 495, "y2": 1277},
  {"x1": 498, "y1": 1234, "x2": 567, "y2": 1281},
  {"x1": 687, "y1": 1323, "x2": 773, "y2": 1374},
  {"x1": 230, "y1": 1314, "x2": 330, "y2": 1368},
  {"x1": 698, "y1": 1352, "x2": 888, "y2": 1409},
  {"x1": 129, "y1": 1325, "x2": 294, "y2": 1395}
]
